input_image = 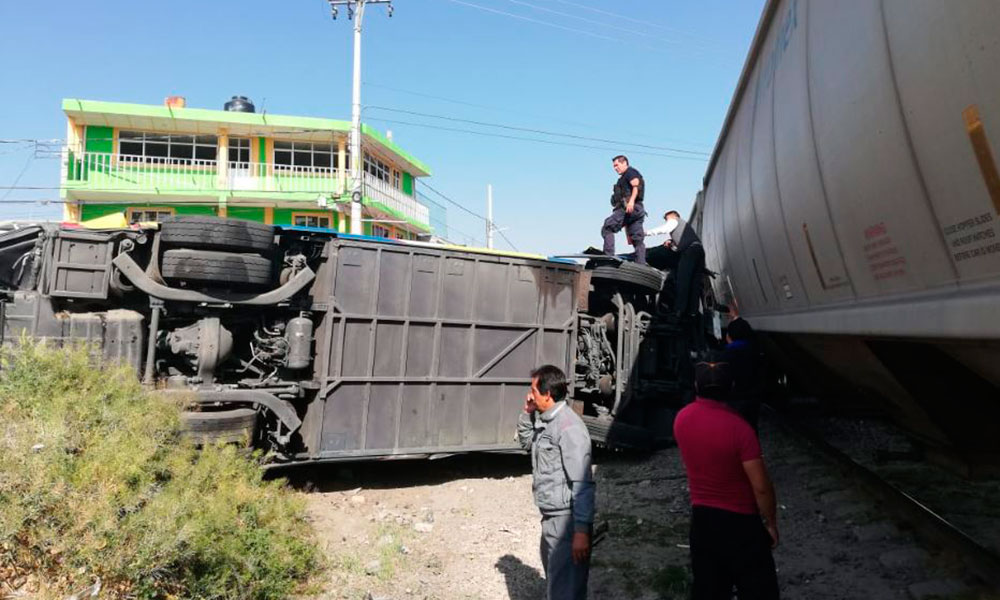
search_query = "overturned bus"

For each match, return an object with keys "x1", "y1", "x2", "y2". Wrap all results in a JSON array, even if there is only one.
[{"x1": 0, "y1": 217, "x2": 714, "y2": 465}]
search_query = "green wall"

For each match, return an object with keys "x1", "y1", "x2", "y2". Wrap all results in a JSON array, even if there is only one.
[
  {"x1": 272, "y1": 208, "x2": 294, "y2": 225},
  {"x1": 402, "y1": 172, "x2": 413, "y2": 196},
  {"x1": 85, "y1": 126, "x2": 113, "y2": 153},
  {"x1": 227, "y1": 206, "x2": 265, "y2": 222},
  {"x1": 80, "y1": 204, "x2": 218, "y2": 221},
  {"x1": 176, "y1": 206, "x2": 218, "y2": 216},
  {"x1": 81, "y1": 204, "x2": 130, "y2": 220}
]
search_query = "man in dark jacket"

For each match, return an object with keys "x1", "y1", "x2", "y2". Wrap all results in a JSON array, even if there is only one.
[
  {"x1": 602, "y1": 155, "x2": 647, "y2": 264},
  {"x1": 723, "y1": 317, "x2": 766, "y2": 430},
  {"x1": 517, "y1": 364, "x2": 595, "y2": 600},
  {"x1": 647, "y1": 210, "x2": 704, "y2": 318}
]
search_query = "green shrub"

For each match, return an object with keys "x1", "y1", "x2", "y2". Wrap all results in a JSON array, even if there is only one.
[{"x1": 0, "y1": 342, "x2": 320, "y2": 599}]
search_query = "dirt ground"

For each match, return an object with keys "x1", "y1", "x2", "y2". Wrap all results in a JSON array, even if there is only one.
[{"x1": 286, "y1": 416, "x2": 981, "y2": 600}]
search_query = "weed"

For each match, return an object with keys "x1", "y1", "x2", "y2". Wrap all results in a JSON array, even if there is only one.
[
  {"x1": 0, "y1": 342, "x2": 321, "y2": 599},
  {"x1": 649, "y1": 565, "x2": 692, "y2": 599}
]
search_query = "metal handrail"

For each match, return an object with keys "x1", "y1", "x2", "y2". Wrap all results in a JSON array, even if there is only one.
[{"x1": 64, "y1": 151, "x2": 431, "y2": 226}]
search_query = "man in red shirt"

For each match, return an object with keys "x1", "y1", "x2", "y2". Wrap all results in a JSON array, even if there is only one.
[{"x1": 674, "y1": 359, "x2": 780, "y2": 600}]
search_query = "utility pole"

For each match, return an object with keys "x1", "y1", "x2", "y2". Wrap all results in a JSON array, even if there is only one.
[
  {"x1": 328, "y1": 0, "x2": 392, "y2": 234},
  {"x1": 486, "y1": 184, "x2": 494, "y2": 249}
]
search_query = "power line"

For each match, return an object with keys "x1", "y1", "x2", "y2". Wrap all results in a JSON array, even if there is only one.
[
  {"x1": 4, "y1": 113, "x2": 713, "y2": 161},
  {"x1": 420, "y1": 181, "x2": 488, "y2": 223},
  {"x1": 440, "y1": 0, "x2": 732, "y2": 62},
  {"x1": 0, "y1": 191, "x2": 494, "y2": 247},
  {"x1": 365, "y1": 116, "x2": 709, "y2": 161},
  {"x1": 10, "y1": 111, "x2": 711, "y2": 164},
  {"x1": 441, "y1": 0, "x2": 624, "y2": 44},
  {"x1": 496, "y1": 228, "x2": 519, "y2": 252},
  {"x1": 501, "y1": 0, "x2": 686, "y2": 46},
  {"x1": 0, "y1": 199, "x2": 63, "y2": 204},
  {"x1": 11, "y1": 104, "x2": 715, "y2": 155},
  {"x1": 544, "y1": 0, "x2": 721, "y2": 42},
  {"x1": 0, "y1": 147, "x2": 31, "y2": 157},
  {"x1": 419, "y1": 187, "x2": 517, "y2": 251},
  {"x1": 0, "y1": 154, "x2": 35, "y2": 203},
  {"x1": 364, "y1": 81, "x2": 715, "y2": 149},
  {"x1": 367, "y1": 106, "x2": 710, "y2": 156}
]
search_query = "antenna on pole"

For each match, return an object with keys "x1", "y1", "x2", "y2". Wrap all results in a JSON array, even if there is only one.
[{"x1": 327, "y1": 0, "x2": 393, "y2": 234}]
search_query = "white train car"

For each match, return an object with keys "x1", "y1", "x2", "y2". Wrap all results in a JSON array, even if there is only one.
[{"x1": 698, "y1": 0, "x2": 1000, "y2": 465}]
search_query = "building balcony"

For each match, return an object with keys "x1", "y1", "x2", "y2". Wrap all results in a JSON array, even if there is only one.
[{"x1": 62, "y1": 151, "x2": 430, "y2": 228}]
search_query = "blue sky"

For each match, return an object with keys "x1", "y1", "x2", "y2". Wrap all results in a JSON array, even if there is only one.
[{"x1": 0, "y1": 0, "x2": 764, "y2": 255}]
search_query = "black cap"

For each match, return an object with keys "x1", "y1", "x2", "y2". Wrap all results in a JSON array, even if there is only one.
[
  {"x1": 695, "y1": 359, "x2": 733, "y2": 400},
  {"x1": 726, "y1": 317, "x2": 754, "y2": 341}
]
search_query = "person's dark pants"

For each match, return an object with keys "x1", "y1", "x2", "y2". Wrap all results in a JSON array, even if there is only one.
[
  {"x1": 540, "y1": 514, "x2": 589, "y2": 600},
  {"x1": 735, "y1": 399, "x2": 761, "y2": 433},
  {"x1": 690, "y1": 505, "x2": 779, "y2": 600},
  {"x1": 646, "y1": 244, "x2": 679, "y2": 271},
  {"x1": 601, "y1": 204, "x2": 646, "y2": 264},
  {"x1": 673, "y1": 242, "x2": 705, "y2": 315}
]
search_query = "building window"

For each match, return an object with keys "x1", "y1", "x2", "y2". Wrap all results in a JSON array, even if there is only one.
[
  {"x1": 229, "y1": 137, "x2": 251, "y2": 164},
  {"x1": 119, "y1": 131, "x2": 217, "y2": 162},
  {"x1": 292, "y1": 213, "x2": 331, "y2": 228},
  {"x1": 127, "y1": 207, "x2": 175, "y2": 224},
  {"x1": 394, "y1": 230, "x2": 407, "y2": 240},
  {"x1": 364, "y1": 153, "x2": 391, "y2": 183},
  {"x1": 274, "y1": 141, "x2": 338, "y2": 170},
  {"x1": 392, "y1": 169, "x2": 401, "y2": 190},
  {"x1": 372, "y1": 224, "x2": 390, "y2": 238}
]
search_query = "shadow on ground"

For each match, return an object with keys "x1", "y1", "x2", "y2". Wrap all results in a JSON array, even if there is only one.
[
  {"x1": 496, "y1": 554, "x2": 546, "y2": 600},
  {"x1": 271, "y1": 452, "x2": 532, "y2": 492}
]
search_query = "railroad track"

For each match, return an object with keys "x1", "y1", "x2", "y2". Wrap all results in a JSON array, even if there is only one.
[{"x1": 767, "y1": 406, "x2": 1000, "y2": 593}]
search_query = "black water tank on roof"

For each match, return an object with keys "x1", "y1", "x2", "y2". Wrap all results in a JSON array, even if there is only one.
[{"x1": 224, "y1": 96, "x2": 255, "y2": 113}]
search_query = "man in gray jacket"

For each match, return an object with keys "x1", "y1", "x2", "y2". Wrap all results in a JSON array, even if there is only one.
[{"x1": 517, "y1": 364, "x2": 595, "y2": 600}]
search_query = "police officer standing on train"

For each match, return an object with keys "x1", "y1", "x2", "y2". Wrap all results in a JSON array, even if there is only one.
[{"x1": 602, "y1": 155, "x2": 647, "y2": 265}]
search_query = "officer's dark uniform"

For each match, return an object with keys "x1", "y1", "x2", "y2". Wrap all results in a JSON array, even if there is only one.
[
  {"x1": 601, "y1": 166, "x2": 647, "y2": 264},
  {"x1": 661, "y1": 219, "x2": 704, "y2": 318}
]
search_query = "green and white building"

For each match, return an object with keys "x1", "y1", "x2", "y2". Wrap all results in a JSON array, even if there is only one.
[{"x1": 60, "y1": 97, "x2": 436, "y2": 239}]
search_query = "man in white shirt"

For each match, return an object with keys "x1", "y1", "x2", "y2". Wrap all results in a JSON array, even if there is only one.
[{"x1": 646, "y1": 210, "x2": 705, "y2": 318}]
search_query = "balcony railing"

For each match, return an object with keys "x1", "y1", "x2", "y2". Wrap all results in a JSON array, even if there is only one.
[
  {"x1": 363, "y1": 172, "x2": 429, "y2": 226},
  {"x1": 66, "y1": 152, "x2": 221, "y2": 193},
  {"x1": 64, "y1": 151, "x2": 430, "y2": 227}
]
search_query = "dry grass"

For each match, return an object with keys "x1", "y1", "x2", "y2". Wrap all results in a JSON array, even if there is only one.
[{"x1": 0, "y1": 341, "x2": 320, "y2": 599}]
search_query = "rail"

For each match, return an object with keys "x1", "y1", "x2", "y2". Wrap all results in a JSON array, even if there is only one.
[{"x1": 768, "y1": 407, "x2": 1000, "y2": 590}]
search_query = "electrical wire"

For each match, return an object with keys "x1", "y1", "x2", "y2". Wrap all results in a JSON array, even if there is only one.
[
  {"x1": 418, "y1": 185, "x2": 519, "y2": 250},
  {"x1": 544, "y1": 0, "x2": 722, "y2": 41},
  {"x1": 366, "y1": 106, "x2": 710, "y2": 156},
  {"x1": 440, "y1": 0, "x2": 625, "y2": 44},
  {"x1": 0, "y1": 154, "x2": 35, "y2": 203},
  {"x1": 501, "y1": 0, "x2": 684, "y2": 45},
  {"x1": 496, "y1": 228, "x2": 519, "y2": 252},
  {"x1": 0, "y1": 199, "x2": 62, "y2": 204},
  {"x1": 32, "y1": 109, "x2": 713, "y2": 155},
  {"x1": 365, "y1": 116, "x2": 708, "y2": 161},
  {"x1": 439, "y1": 0, "x2": 735, "y2": 64},
  {"x1": 363, "y1": 81, "x2": 715, "y2": 149},
  {"x1": 420, "y1": 181, "x2": 488, "y2": 223}
]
